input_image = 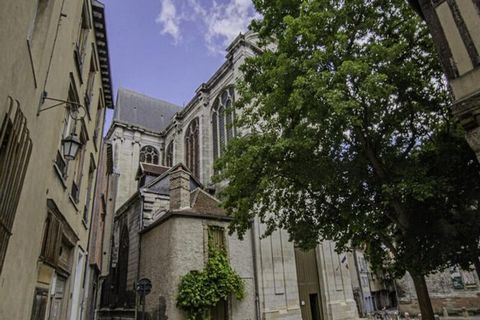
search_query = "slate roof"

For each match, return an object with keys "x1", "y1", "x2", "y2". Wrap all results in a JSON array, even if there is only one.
[
  {"x1": 190, "y1": 188, "x2": 225, "y2": 217},
  {"x1": 113, "y1": 88, "x2": 182, "y2": 133},
  {"x1": 136, "y1": 163, "x2": 170, "y2": 179}
]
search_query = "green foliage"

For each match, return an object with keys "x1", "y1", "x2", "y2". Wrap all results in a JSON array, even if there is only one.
[
  {"x1": 215, "y1": 0, "x2": 480, "y2": 281},
  {"x1": 176, "y1": 245, "x2": 244, "y2": 320}
]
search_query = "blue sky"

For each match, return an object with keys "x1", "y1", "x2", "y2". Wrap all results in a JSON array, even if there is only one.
[{"x1": 102, "y1": 0, "x2": 257, "y2": 129}]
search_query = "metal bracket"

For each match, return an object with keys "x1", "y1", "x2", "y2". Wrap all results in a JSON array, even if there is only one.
[{"x1": 37, "y1": 91, "x2": 86, "y2": 120}]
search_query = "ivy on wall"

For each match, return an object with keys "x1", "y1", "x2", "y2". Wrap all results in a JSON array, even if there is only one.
[{"x1": 176, "y1": 237, "x2": 244, "y2": 320}]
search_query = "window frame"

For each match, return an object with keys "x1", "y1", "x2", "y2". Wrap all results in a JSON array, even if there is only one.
[
  {"x1": 139, "y1": 145, "x2": 160, "y2": 165},
  {"x1": 211, "y1": 87, "x2": 235, "y2": 161},
  {"x1": 184, "y1": 117, "x2": 200, "y2": 178}
]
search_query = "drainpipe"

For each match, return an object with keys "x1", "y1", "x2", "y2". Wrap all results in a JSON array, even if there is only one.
[
  {"x1": 250, "y1": 219, "x2": 261, "y2": 320},
  {"x1": 135, "y1": 195, "x2": 144, "y2": 320}
]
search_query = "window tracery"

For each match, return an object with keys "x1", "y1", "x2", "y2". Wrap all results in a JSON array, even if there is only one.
[
  {"x1": 139, "y1": 145, "x2": 159, "y2": 164},
  {"x1": 165, "y1": 141, "x2": 174, "y2": 167},
  {"x1": 212, "y1": 87, "x2": 235, "y2": 161},
  {"x1": 185, "y1": 118, "x2": 199, "y2": 178}
]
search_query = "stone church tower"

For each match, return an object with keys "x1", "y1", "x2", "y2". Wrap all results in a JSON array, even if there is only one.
[{"x1": 100, "y1": 32, "x2": 358, "y2": 320}]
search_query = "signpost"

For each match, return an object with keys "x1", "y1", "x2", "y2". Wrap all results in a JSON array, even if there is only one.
[{"x1": 136, "y1": 278, "x2": 152, "y2": 320}]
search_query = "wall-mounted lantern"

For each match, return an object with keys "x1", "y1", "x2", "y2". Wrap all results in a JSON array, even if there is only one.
[{"x1": 38, "y1": 91, "x2": 86, "y2": 160}]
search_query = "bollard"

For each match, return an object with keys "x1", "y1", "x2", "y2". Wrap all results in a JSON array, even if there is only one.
[{"x1": 442, "y1": 307, "x2": 448, "y2": 318}]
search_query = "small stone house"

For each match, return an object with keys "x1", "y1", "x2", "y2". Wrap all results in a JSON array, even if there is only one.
[
  {"x1": 100, "y1": 163, "x2": 256, "y2": 319},
  {"x1": 139, "y1": 163, "x2": 256, "y2": 319}
]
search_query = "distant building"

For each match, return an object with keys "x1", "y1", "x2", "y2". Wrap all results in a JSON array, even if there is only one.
[
  {"x1": 348, "y1": 250, "x2": 375, "y2": 316},
  {"x1": 97, "y1": 32, "x2": 359, "y2": 320},
  {"x1": 396, "y1": 268, "x2": 480, "y2": 315},
  {"x1": 348, "y1": 249, "x2": 397, "y2": 317},
  {"x1": 0, "y1": 0, "x2": 113, "y2": 319}
]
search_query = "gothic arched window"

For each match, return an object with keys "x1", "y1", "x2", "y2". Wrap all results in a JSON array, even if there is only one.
[
  {"x1": 165, "y1": 141, "x2": 174, "y2": 167},
  {"x1": 139, "y1": 145, "x2": 159, "y2": 164},
  {"x1": 212, "y1": 87, "x2": 235, "y2": 161},
  {"x1": 185, "y1": 118, "x2": 199, "y2": 178}
]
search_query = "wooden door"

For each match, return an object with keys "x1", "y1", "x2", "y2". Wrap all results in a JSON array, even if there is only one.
[{"x1": 295, "y1": 248, "x2": 323, "y2": 320}]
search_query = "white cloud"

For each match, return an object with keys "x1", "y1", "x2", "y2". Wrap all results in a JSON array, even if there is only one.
[
  {"x1": 204, "y1": 0, "x2": 257, "y2": 53},
  {"x1": 156, "y1": 0, "x2": 181, "y2": 43},
  {"x1": 156, "y1": 0, "x2": 258, "y2": 54}
]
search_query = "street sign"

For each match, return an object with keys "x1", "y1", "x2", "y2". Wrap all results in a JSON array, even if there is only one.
[{"x1": 136, "y1": 278, "x2": 152, "y2": 296}]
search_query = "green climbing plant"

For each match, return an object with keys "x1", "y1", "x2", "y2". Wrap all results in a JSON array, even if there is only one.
[{"x1": 176, "y1": 235, "x2": 245, "y2": 320}]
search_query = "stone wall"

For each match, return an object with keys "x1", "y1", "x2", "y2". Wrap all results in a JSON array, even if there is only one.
[
  {"x1": 139, "y1": 216, "x2": 256, "y2": 320},
  {"x1": 397, "y1": 270, "x2": 480, "y2": 315}
]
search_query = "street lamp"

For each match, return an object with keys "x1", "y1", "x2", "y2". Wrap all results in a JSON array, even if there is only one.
[
  {"x1": 62, "y1": 134, "x2": 82, "y2": 160},
  {"x1": 38, "y1": 91, "x2": 87, "y2": 161}
]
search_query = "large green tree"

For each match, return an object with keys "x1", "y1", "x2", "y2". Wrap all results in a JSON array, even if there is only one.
[{"x1": 215, "y1": 0, "x2": 480, "y2": 318}]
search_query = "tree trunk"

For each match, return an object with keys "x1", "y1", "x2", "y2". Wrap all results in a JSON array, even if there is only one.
[{"x1": 410, "y1": 272, "x2": 435, "y2": 320}]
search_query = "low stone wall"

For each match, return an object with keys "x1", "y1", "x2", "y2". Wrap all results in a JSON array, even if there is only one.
[{"x1": 398, "y1": 296, "x2": 480, "y2": 315}]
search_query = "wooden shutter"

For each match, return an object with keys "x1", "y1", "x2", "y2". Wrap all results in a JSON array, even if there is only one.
[
  {"x1": 41, "y1": 213, "x2": 63, "y2": 266},
  {"x1": 0, "y1": 98, "x2": 32, "y2": 274},
  {"x1": 30, "y1": 288, "x2": 48, "y2": 320},
  {"x1": 208, "y1": 226, "x2": 225, "y2": 251}
]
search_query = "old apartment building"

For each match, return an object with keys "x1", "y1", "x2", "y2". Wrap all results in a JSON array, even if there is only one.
[
  {"x1": 97, "y1": 32, "x2": 359, "y2": 320},
  {"x1": 409, "y1": 0, "x2": 480, "y2": 160},
  {"x1": 0, "y1": 0, "x2": 113, "y2": 319}
]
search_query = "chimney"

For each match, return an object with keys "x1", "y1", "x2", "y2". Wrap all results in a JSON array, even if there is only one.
[{"x1": 169, "y1": 166, "x2": 191, "y2": 210}]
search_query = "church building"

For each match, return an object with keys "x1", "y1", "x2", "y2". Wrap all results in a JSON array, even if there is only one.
[{"x1": 98, "y1": 32, "x2": 358, "y2": 320}]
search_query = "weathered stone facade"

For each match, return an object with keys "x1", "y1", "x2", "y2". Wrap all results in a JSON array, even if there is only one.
[{"x1": 101, "y1": 32, "x2": 358, "y2": 320}]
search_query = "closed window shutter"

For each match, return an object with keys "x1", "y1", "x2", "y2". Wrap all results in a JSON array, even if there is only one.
[
  {"x1": 41, "y1": 214, "x2": 63, "y2": 266},
  {"x1": 0, "y1": 100, "x2": 32, "y2": 274}
]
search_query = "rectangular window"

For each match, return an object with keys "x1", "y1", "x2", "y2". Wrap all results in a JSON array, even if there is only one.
[
  {"x1": 74, "y1": 0, "x2": 92, "y2": 68},
  {"x1": 84, "y1": 52, "x2": 98, "y2": 114},
  {"x1": 0, "y1": 99, "x2": 33, "y2": 274},
  {"x1": 208, "y1": 226, "x2": 228, "y2": 320},
  {"x1": 208, "y1": 226, "x2": 225, "y2": 251},
  {"x1": 71, "y1": 123, "x2": 87, "y2": 204},
  {"x1": 93, "y1": 97, "x2": 104, "y2": 149},
  {"x1": 40, "y1": 213, "x2": 63, "y2": 266},
  {"x1": 56, "y1": 85, "x2": 80, "y2": 181},
  {"x1": 83, "y1": 157, "x2": 96, "y2": 224}
]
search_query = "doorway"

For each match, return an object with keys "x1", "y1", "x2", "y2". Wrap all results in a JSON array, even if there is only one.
[{"x1": 294, "y1": 248, "x2": 323, "y2": 320}]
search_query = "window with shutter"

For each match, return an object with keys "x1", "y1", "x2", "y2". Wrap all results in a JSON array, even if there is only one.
[
  {"x1": 0, "y1": 98, "x2": 32, "y2": 275},
  {"x1": 40, "y1": 213, "x2": 63, "y2": 266},
  {"x1": 208, "y1": 226, "x2": 228, "y2": 320},
  {"x1": 208, "y1": 226, "x2": 225, "y2": 251},
  {"x1": 29, "y1": 288, "x2": 48, "y2": 320}
]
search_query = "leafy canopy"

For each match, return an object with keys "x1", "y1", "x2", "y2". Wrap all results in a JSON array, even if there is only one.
[{"x1": 215, "y1": 0, "x2": 480, "y2": 277}]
